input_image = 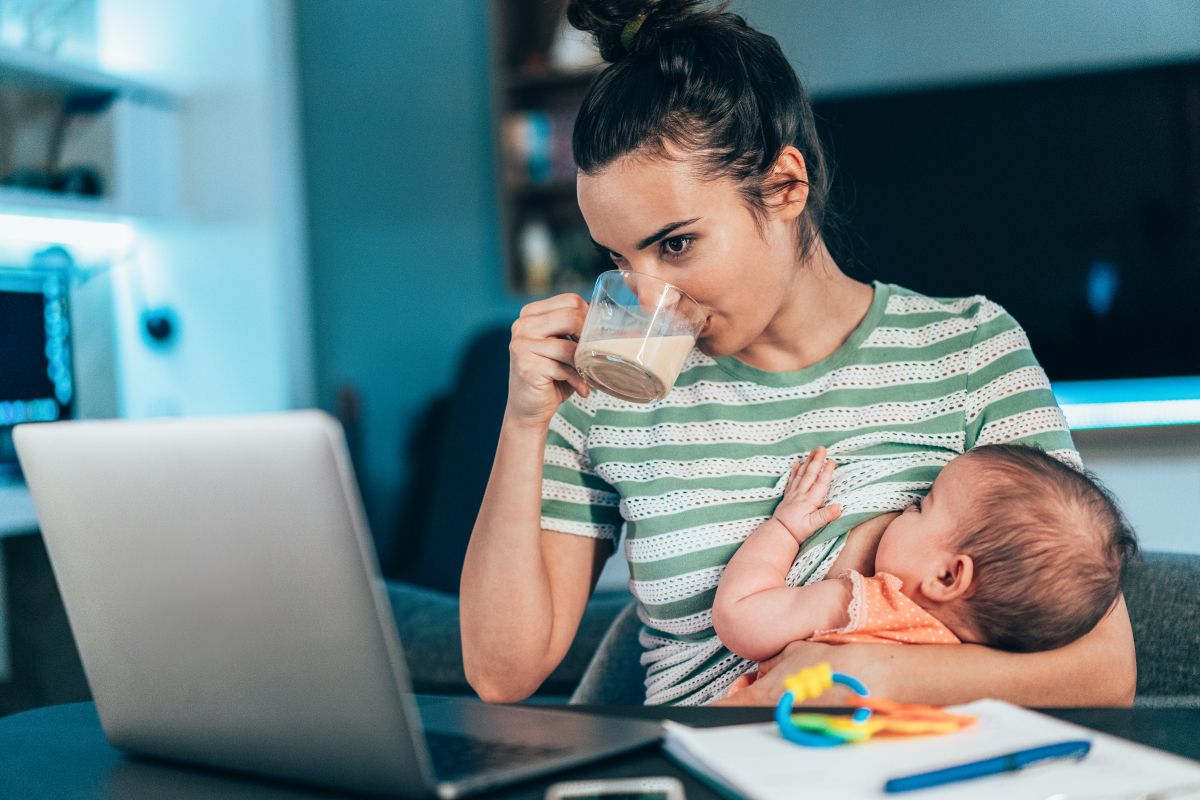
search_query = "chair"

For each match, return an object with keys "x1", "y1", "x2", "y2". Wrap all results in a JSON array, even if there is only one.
[
  {"x1": 569, "y1": 552, "x2": 1200, "y2": 706},
  {"x1": 386, "y1": 326, "x2": 511, "y2": 593},
  {"x1": 570, "y1": 601, "x2": 644, "y2": 704},
  {"x1": 1125, "y1": 552, "x2": 1200, "y2": 707}
]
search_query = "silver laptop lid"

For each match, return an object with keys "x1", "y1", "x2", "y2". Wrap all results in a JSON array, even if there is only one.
[{"x1": 15, "y1": 411, "x2": 438, "y2": 798}]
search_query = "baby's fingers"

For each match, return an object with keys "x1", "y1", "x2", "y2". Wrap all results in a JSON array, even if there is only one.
[
  {"x1": 783, "y1": 452, "x2": 810, "y2": 496},
  {"x1": 810, "y1": 457, "x2": 836, "y2": 498},
  {"x1": 793, "y1": 447, "x2": 827, "y2": 496},
  {"x1": 804, "y1": 503, "x2": 842, "y2": 533}
]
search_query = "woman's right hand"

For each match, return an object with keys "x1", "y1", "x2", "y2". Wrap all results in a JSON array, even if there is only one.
[{"x1": 506, "y1": 293, "x2": 592, "y2": 429}]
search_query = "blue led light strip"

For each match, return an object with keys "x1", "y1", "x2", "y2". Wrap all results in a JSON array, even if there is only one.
[
  {"x1": 1053, "y1": 377, "x2": 1200, "y2": 429},
  {"x1": 43, "y1": 276, "x2": 71, "y2": 406},
  {"x1": 0, "y1": 399, "x2": 60, "y2": 425}
]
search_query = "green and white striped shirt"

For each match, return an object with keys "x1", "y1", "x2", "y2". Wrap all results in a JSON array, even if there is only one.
[{"x1": 540, "y1": 282, "x2": 1078, "y2": 705}]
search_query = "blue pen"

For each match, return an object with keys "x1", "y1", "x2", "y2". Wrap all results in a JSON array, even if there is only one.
[{"x1": 884, "y1": 739, "x2": 1092, "y2": 793}]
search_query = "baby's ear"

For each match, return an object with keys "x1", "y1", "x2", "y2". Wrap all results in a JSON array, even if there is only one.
[{"x1": 922, "y1": 554, "x2": 976, "y2": 603}]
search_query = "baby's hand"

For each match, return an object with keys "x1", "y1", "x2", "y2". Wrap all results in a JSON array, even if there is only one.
[{"x1": 773, "y1": 447, "x2": 842, "y2": 544}]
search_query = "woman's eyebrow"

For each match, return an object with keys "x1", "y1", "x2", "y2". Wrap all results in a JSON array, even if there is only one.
[
  {"x1": 636, "y1": 218, "x2": 701, "y2": 250},
  {"x1": 590, "y1": 218, "x2": 703, "y2": 255}
]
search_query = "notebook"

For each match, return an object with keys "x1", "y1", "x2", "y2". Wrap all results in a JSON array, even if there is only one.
[{"x1": 664, "y1": 699, "x2": 1200, "y2": 800}]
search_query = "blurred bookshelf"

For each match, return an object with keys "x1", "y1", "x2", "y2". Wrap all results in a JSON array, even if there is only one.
[{"x1": 491, "y1": 0, "x2": 610, "y2": 296}]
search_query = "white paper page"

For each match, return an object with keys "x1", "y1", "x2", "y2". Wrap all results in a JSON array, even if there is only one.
[{"x1": 664, "y1": 700, "x2": 1200, "y2": 800}]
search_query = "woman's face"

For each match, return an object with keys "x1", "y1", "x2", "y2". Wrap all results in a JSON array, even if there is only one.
[{"x1": 576, "y1": 153, "x2": 803, "y2": 358}]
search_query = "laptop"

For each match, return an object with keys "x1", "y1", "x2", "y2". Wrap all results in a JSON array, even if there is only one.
[{"x1": 13, "y1": 411, "x2": 662, "y2": 799}]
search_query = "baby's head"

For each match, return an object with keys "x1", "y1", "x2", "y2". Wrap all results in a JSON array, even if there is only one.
[{"x1": 876, "y1": 443, "x2": 1138, "y2": 652}]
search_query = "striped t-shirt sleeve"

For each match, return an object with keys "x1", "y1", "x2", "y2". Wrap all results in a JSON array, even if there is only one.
[
  {"x1": 540, "y1": 393, "x2": 623, "y2": 540},
  {"x1": 962, "y1": 305, "x2": 1081, "y2": 468}
]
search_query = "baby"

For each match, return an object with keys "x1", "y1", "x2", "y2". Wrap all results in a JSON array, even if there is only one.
[{"x1": 712, "y1": 443, "x2": 1138, "y2": 665}]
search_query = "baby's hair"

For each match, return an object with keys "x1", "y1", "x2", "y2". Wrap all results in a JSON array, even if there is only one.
[
  {"x1": 567, "y1": 0, "x2": 837, "y2": 256},
  {"x1": 953, "y1": 443, "x2": 1138, "y2": 653}
]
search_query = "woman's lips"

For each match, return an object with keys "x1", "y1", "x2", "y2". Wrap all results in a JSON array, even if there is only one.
[{"x1": 699, "y1": 316, "x2": 713, "y2": 336}]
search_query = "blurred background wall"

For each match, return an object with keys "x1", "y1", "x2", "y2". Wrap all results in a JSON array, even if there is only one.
[
  {"x1": 99, "y1": 0, "x2": 311, "y2": 417},
  {"x1": 294, "y1": 0, "x2": 522, "y2": 535},
  {"x1": 741, "y1": 0, "x2": 1200, "y2": 97}
]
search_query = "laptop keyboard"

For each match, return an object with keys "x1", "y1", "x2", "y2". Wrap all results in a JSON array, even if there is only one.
[{"x1": 425, "y1": 731, "x2": 570, "y2": 782}]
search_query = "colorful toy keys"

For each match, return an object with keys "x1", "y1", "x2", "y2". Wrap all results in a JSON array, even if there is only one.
[{"x1": 774, "y1": 663, "x2": 976, "y2": 747}]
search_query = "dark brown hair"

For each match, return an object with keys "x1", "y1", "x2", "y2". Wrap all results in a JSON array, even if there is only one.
[
  {"x1": 567, "y1": 0, "x2": 835, "y2": 256},
  {"x1": 953, "y1": 443, "x2": 1138, "y2": 653}
]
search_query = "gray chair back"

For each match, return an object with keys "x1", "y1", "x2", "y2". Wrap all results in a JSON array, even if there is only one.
[
  {"x1": 1125, "y1": 551, "x2": 1200, "y2": 704},
  {"x1": 570, "y1": 601, "x2": 645, "y2": 705}
]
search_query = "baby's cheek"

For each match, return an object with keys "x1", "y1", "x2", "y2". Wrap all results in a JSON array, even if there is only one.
[{"x1": 873, "y1": 539, "x2": 903, "y2": 577}]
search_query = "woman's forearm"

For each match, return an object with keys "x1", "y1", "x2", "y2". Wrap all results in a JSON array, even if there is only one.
[
  {"x1": 852, "y1": 595, "x2": 1136, "y2": 707},
  {"x1": 460, "y1": 414, "x2": 606, "y2": 702},
  {"x1": 727, "y1": 594, "x2": 1137, "y2": 707}
]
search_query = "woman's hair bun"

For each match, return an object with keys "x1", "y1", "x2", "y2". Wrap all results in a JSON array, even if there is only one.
[{"x1": 567, "y1": 0, "x2": 707, "y2": 63}]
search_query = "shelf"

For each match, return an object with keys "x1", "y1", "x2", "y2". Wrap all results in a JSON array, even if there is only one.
[
  {"x1": 0, "y1": 46, "x2": 174, "y2": 109},
  {"x1": 492, "y1": 0, "x2": 607, "y2": 296},
  {"x1": 0, "y1": 48, "x2": 180, "y2": 220},
  {"x1": 0, "y1": 186, "x2": 117, "y2": 218}
]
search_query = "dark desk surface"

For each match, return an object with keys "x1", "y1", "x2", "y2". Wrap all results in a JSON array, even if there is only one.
[{"x1": 2, "y1": 702, "x2": 1198, "y2": 800}]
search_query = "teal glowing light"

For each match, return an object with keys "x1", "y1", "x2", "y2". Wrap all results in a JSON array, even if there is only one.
[{"x1": 1053, "y1": 377, "x2": 1200, "y2": 429}]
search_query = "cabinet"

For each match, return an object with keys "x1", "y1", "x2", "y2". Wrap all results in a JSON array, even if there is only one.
[{"x1": 491, "y1": 0, "x2": 610, "y2": 296}]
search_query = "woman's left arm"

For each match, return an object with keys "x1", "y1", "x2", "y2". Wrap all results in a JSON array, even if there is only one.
[{"x1": 719, "y1": 594, "x2": 1135, "y2": 707}]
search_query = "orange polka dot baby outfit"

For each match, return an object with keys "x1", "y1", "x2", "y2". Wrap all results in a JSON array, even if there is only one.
[{"x1": 809, "y1": 570, "x2": 961, "y2": 645}]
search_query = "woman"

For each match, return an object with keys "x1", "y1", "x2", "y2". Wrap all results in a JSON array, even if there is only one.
[{"x1": 461, "y1": 0, "x2": 1135, "y2": 706}]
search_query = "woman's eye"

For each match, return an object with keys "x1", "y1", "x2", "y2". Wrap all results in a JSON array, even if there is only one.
[{"x1": 662, "y1": 236, "x2": 691, "y2": 256}]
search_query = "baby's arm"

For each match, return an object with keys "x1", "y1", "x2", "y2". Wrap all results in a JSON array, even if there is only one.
[{"x1": 712, "y1": 448, "x2": 851, "y2": 662}]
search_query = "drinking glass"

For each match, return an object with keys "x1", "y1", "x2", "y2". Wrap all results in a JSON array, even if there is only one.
[{"x1": 574, "y1": 270, "x2": 706, "y2": 403}]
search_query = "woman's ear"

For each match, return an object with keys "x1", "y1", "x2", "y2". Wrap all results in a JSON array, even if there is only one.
[
  {"x1": 921, "y1": 554, "x2": 976, "y2": 604},
  {"x1": 768, "y1": 145, "x2": 809, "y2": 222}
]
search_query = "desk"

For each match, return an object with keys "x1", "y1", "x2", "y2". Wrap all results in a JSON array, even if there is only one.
[
  {"x1": 1, "y1": 702, "x2": 1198, "y2": 800},
  {"x1": 0, "y1": 481, "x2": 39, "y2": 682}
]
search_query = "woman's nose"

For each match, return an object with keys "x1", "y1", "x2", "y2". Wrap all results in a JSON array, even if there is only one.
[
  {"x1": 624, "y1": 256, "x2": 664, "y2": 282},
  {"x1": 620, "y1": 267, "x2": 682, "y2": 316}
]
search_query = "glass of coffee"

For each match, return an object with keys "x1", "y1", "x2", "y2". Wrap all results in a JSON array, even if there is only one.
[{"x1": 574, "y1": 270, "x2": 706, "y2": 403}]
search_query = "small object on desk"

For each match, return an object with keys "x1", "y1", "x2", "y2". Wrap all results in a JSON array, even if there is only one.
[
  {"x1": 545, "y1": 776, "x2": 685, "y2": 800},
  {"x1": 883, "y1": 739, "x2": 1091, "y2": 793},
  {"x1": 773, "y1": 663, "x2": 975, "y2": 747}
]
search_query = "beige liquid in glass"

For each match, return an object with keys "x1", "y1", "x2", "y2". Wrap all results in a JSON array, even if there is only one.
[{"x1": 575, "y1": 335, "x2": 696, "y2": 403}]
